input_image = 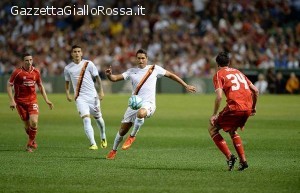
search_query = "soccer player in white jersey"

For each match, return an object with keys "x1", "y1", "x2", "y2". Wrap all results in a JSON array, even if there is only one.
[
  {"x1": 105, "y1": 49, "x2": 196, "y2": 159},
  {"x1": 64, "y1": 45, "x2": 107, "y2": 150}
]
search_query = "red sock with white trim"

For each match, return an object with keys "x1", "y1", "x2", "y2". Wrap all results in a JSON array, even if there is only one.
[
  {"x1": 231, "y1": 133, "x2": 246, "y2": 162},
  {"x1": 28, "y1": 127, "x2": 37, "y2": 145},
  {"x1": 212, "y1": 133, "x2": 231, "y2": 159}
]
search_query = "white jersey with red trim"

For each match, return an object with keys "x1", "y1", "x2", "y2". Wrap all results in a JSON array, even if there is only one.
[
  {"x1": 64, "y1": 59, "x2": 99, "y2": 101},
  {"x1": 122, "y1": 65, "x2": 166, "y2": 105}
]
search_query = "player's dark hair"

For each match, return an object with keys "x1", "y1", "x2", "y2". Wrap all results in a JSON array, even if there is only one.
[
  {"x1": 71, "y1": 45, "x2": 81, "y2": 51},
  {"x1": 136, "y1": 49, "x2": 147, "y2": 57},
  {"x1": 216, "y1": 52, "x2": 229, "y2": 67},
  {"x1": 22, "y1": 53, "x2": 32, "y2": 59}
]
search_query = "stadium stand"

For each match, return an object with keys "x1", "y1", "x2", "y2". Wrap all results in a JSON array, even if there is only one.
[{"x1": 0, "y1": 0, "x2": 299, "y2": 92}]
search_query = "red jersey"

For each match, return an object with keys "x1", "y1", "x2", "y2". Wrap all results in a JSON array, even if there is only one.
[
  {"x1": 9, "y1": 66, "x2": 42, "y2": 104},
  {"x1": 213, "y1": 67, "x2": 253, "y2": 111}
]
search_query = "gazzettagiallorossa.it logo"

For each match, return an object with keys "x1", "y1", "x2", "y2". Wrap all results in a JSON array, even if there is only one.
[{"x1": 11, "y1": 5, "x2": 146, "y2": 16}]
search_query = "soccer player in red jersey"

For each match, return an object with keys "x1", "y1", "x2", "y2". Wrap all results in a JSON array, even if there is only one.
[
  {"x1": 7, "y1": 53, "x2": 54, "y2": 152},
  {"x1": 209, "y1": 52, "x2": 259, "y2": 171}
]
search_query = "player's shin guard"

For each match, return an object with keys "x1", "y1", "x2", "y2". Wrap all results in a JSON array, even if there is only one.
[
  {"x1": 112, "y1": 132, "x2": 123, "y2": 150},
  {"x1": 231, "y1": 134, "x2": 246, "y2": 162},
  {"x1": 130, "y1": 117, "x2": 144, "y2": 136},
  {"x1": 95, "y1": 117, "x2": 106, "y2": 140},
  {"x1": 28, "y1": 127, "x2": 37, "y2": 141},
  {"x1": 212, "y1": 133, "x2": 232, "y2": 159},
  {"x1": 83, "y1": 117, "x2": 96, "y2": 145},
  {"x1": 27, "y1": 127, "x2": 37, "y2": 148}
]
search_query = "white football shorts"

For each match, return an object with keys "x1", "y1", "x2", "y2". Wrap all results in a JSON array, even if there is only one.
[
  {"x1": 122, "y1": 101, "x2": 156, "y2": 123},
  {"x1": 75, "y1": 97, "x2": 102, "y2": 118}
]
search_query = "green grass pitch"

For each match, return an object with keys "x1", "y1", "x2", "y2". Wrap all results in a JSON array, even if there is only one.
[{"x1": 0, "y1": 93, "x2": 299, "y2": 193}]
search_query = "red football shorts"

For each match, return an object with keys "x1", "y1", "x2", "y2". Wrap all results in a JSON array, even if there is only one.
[
  {"x1": 215, "y1": 109, "x2": 251, "y2": 132},
  {"x1": 16, "y1": 102, "x2": 39, "y2": 121}
]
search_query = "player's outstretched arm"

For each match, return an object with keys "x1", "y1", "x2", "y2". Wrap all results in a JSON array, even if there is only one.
[
  {"x1": 164, "y1": 71, "x2": 196, "y2": 93},
  {"x1": 105, "y1": 66, "x2": 124, "y2": 82},
  {"x1": 95, "y1": 76, "x2": 104, "y2": 100},
  {"x1": 38, "y1": 84, "x2": 53, "y2": 110}
]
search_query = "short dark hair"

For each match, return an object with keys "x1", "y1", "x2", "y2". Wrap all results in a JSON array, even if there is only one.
[
  {"x1": 22, "y1": 53, "x2": 32, "y2": 59},
  {"x1": 216, "y1": 52, "x2": 229, "y2": 67},
  {"x1": 71, "y1": 45, "x2": 81, "y2": 51},
  {"x1": 136, "y1": 49, "x2": 147, "y2": 57}
]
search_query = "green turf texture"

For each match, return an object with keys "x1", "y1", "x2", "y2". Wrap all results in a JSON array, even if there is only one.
[{"x1": 0, "y1": 94, "x2": 299, "y2": 193}]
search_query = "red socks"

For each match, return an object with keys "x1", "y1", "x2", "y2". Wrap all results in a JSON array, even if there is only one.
[
  {"x1": 212, "y1": 133, "x2": 247, "y2": 162},
  {"x1": 28, "y1": 127, "x2": 37, "y2": 141},
  {"x1": 231, "y1": 134, "x2": 246, "y2": 162},
  {"x1": 212, "y1": 133, "x2": 231, "y2": 159}
]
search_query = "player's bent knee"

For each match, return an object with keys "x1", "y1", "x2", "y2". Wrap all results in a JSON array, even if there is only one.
[
  {"x1": 137, "y1": 108, "x2": 147, "y2": 118},
  {"x1": 93, "y1": 115, "x2": 101, "y2": 119},
  {"x1": 31, "y1": 121, "x2": 38, "y2": 128},
  {"x1": 228, "y1": 129, "x2": 237, "y2": 136},
  {"x1": 208, "y1": 128, "x2": 214, "y2": 137},
  {"x1": 208, "y1": 126, "x2": 218, "y2": 137},
  {"x1": 81, "y1": 114, "x2": 90, "y2": 119}
]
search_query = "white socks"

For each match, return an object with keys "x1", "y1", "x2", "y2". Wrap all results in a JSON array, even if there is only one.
[
  {"x1": 111, "y1": 117, "x2": 144, "y2": 150},
  {"x1": 112, "y1": 132, "x2": 123, "y2": 150},
  {"x1": 95, "y1": 117, "x2": 106, "y2": 140},
  {"x1": 130, "y1": 117, "x2": 144, "y2": 137},
  {"x1": 83, "y1": 117, "x2": 96, "y2": 145}
]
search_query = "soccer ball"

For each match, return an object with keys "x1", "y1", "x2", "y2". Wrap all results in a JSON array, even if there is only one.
[{"x1": 128, "y1": 95, "x2": 143, "y2": 110}]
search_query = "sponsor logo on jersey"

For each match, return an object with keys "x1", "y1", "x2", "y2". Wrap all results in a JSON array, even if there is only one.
[{"x1": 23, "y1": 80, "x2": 35, "y2": 86}]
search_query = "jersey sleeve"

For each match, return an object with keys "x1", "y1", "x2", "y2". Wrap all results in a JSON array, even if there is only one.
[
  {"x1": 8, "y1": 69, "x2": 19, "y2": 85},
  {"x1": 88, "y1": 61, "x2": 99, "y2": 77},
  {"x1": 122, "y1": 69, "x2": 131, "y2": 80},
  {"x1": 154, "y1": 65, "x2": 166, "y2": 78},
  {"x1": 213, "y1": 72, "x2": 224, "y2": 90},
  {"x1": 64, "y1": 67, "x2": 70, "y2": 81},
  {"x1": 35, "y1": 70, "x2": 42, "y2": 86}
]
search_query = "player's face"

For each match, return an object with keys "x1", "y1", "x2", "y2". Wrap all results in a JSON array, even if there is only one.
[
  {"x1": 23, "y1": 56, "x2": 33, "y2": 69},
  {"x1": 71, "y1": 48, "x2": 83, "y2": 63},
  {"x1": 136, "y1": 53, "x2": 147, "y2": 67}
]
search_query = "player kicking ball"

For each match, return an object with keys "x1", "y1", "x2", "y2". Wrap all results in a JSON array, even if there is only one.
[{"x1": 105, "y1": 49, "x2": 196, "y2": 159}]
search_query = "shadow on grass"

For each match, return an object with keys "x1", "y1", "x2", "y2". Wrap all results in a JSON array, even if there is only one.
[
  {"x1": 38, "y1": 154, "x2": 107, "y2": 161},
  {"x1": 124, "y1": 166, "x2": 209, "y2": 172},
  {"x1": 0, "y1": 149, "x2": 25, "y2": 152}
]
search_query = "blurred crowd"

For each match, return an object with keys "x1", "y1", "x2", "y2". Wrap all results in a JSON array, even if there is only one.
[
  {"x1": 0, "y1": 0, "x2": 300, "y2": 83},
  {"x1": 254, "y1": 70, "x2": 299, "y2": 94}
]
